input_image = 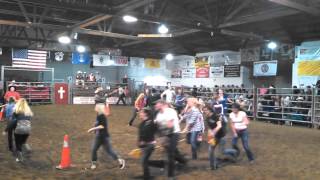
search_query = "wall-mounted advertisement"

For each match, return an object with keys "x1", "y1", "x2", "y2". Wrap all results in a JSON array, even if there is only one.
[
  {"x1": 224, "y1": 65, "x2": 240, "y2": 77},
  {"x1": 253, "y1": 60, "x2": 277, "y2": 77},
  {"x1": 181, "y1": 68, "x2": 196, "y2": 78},
  {"x1": 210, "y1": 66, "x2": 224, "y2": 78},
  {"x1": 196, "y1": 67, "x2": 210, "y2": 78}
]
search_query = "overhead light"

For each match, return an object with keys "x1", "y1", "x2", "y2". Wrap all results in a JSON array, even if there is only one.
[
  {"x1": 165, "y1": 53, "x2": 173, "y2": 61},
  {"x1": 76, "y1": 45, "x2": 86, "y2": 53},
  {"x1": 123, "y1": 15, "x2": 138, "y2": 23},
  {"x1": 267, "y1": 41, "x2": 277, "y2": 50},
  {"x1": 58, "y1": 36, "x2": 71, "y2": 44},
  {"x1": 158, "y1": 24, "x2": 169, "y2": 34}
]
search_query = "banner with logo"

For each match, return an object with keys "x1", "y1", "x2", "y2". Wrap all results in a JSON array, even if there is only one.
[
  {"x1": 171, "y1": 69, "x2": 182, "y2": 78},
  {"x1": 224, "y1": 65, "x2": 241, "y2": 77},
  {"x1": 298, "y1": 61, "x2": 320, "y2": 76},
  {"x1": 253, "y1": 61, "x2": 277, "y2": 77},
  {"x1": 210, "y1": 66, "x2": 224, "y2": 78},
  {"x1": 93, "y1": 54, "x2": 128, "y2": 66},
  {"x1": 130, "y1": 57, "x2": 145, "y2": 67},
  {"x1": 196, "y1": 67, "x2": 210, "y2": 78},
  {"x1": 182, "y1": 68, "x2": 196, "y2": 78},
  {"x1": 195, "y1": 56, "x2": 209, "y2": 68},
  {"x1": 144, "y1": 58, "x2": 161, "y2": 68}
]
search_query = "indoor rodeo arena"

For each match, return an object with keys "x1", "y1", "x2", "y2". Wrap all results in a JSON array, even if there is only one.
[{"x1": 0, "y1": 0, "x2": 320, "y2": 180}]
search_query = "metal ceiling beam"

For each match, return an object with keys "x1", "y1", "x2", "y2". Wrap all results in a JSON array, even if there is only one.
[
  {"x1": 220, "y1": 29, "x2": 264, "y2": 40},
  {"x1": 71, "y1": 14, "x2": 112, "y2": 29},
  {"x1": 224, "y1": 0, "x2": 251, "y2": 22},
  {"x1": 77, "y1": 28, "x2": 140, "y2": 40},
  {"x1": 268, "y1": 0, "x2": 320, "y2": 16},
  {"x1": 115, "y1": 0, "x2": 160, "y2": 13},
  {"x1": 218, "y1": 7, "x2": 299, "y2": 28},
  {"x1": 16, "y1": 0, "x2": 32, "y2": 24}
]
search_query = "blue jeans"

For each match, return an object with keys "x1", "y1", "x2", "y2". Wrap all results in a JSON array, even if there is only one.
[
  {"x1": 189, "y1": 131, "x2": 201, "y2": 160},
  {"x1": 232, "y1": 129, "x2": 254, "y2": 161},
  {"x1": 91, "y1": 136, "x2": 118, "y2": 162},
  {"x1": 208, "y1": 137, "x2": 238, "y2": 168}
]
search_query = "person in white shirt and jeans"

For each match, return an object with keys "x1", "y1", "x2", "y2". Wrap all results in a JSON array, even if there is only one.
[
  {"x1": 154, "y1": 100, "x2": 187, "y2": 179},
  {"x1": 229, "y1": 103, "x2": 254, "y2": 162},
  {"x1": 161, "y1": 86, "x2": 176, "y2": 104}
]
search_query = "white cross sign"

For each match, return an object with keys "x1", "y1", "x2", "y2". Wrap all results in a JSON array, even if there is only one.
[{"x1": 58, "y1": 87, "x2": 66, "y2": 99}]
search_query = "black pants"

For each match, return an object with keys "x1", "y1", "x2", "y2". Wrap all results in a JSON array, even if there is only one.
[
  {"x1": 7, "y1": 129, "x2": 14, "y2": 151},
  {"x1": 128, "y1": 108, "x2": 138, "y2": 125},
  {"x1": 165, "y1": 133, "x2": 187, "y2": 178},
  {"x1": 91, "y1": 136, "x2": 118, "y2": 162},
  {"x1": 116, "y1": 94, "x2": 126, "y2": 105},
  {"x1": 14, "y1": 134, "x2": 29, "y2": 152},
  {"x1": 141, "y1": 144, "x2": 166, "y2": 179}
]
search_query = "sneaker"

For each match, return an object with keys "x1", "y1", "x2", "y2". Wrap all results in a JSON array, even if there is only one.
[
  {"x1": 90, "y1": 162, "x2": 97, "y2": 170},
  {"x1": 16, "y1": 158, "x2": 20, "y2": 162},
  {"x1": 118, "y1": 158, "x2": 125, "y2": 169}
]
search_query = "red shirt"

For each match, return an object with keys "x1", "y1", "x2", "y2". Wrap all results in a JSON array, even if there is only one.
[{"x1": 4, "y1": 91, "x2": 21, "y2": 102}]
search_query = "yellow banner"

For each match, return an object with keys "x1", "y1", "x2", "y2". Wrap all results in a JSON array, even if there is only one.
[
  {"x1": 144, "y1": 58, "x2": 160, "y2": 68},
  {"x1": 298, "y1": 61, "x2": 320, "y2": 76},
  {"x1": 195, "y1": 56, "x2": 209, "y2": 68}
]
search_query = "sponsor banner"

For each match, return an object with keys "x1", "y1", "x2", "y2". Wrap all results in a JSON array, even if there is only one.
[
  {"x1": 195, "y1": 56, "x2": 210, "y2": 68},
  {"x1": 54, "y1": 83, "x2": 68, "y2": 104},
  {"x1": 254, "y1": 61, "x2": 278, "y2": 77},
  {"x1": 93, "y1": 54, "x2": 128, "y2": 66},
  {"x1": 171, "y1": 69, "x2": 182, "y2": 78},
  {"x1": 210, "y1": 66, "x2": 224, "y2": 78},
  {"x1": 224, "y1": 65, "x2": 240, "y2": 77},
  {"x1": 240, "y1": 47, "x2": 260, "y2": 62},
  {"x1": 96, "y1": 48, "x2": 122, "y2": 56},
  {"x1": 196, "y1": 67, "x2": 210, "y2": 78},
  {"x1": 130, "y1": 57, "x2": 145, "y2": 67},
  {"x1": 166, "y1": 58, "x2": 194, "y2": 69},
  {"x1": 296, "y1": 46, "x2": 320, "y2": 61},
  {"x1": 298, "y1": 61, "x2": 320, "y2": 76},
  {"x1": 182, "y1": 68, "x2": 196, "y2": 78},
  {"x1": 73, "y1": 96, "x2": 95, "y2": 104},
  {"x1": 144, "y1": 58, "x2": 161, "y2": 68}
]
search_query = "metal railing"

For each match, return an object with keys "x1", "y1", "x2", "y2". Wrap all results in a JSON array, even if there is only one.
[
  {"x1": 313, "y1": 89, "x2": 320, "y2": 127},
  {"x1": 5, "y1": 82, "x2": 53, "y2": 104}
]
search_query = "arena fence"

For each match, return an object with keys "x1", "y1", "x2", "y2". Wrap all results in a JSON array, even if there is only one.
[
  {"x1": 313, "y1": 89, "x2": 320, "y2": 128},
  {"x1": 5, "y1": 82, "x2": 53, "y2": 104},
  {"x1": 256, "y1": 88, "x2": 315, "y2": 126}
]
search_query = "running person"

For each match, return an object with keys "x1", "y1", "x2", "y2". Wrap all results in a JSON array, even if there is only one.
[
  {"x1": 181, "y1": 98, "x2": 205, "y2": 160},
  {"x1": 229, "y1": 103, "x2": 255, "y2": 163},
  {"x1": 88, "y1": 104, "x2": 125, "y2": 170},
  {"x1": 128, "y1": 93, "x2": 145, "y2": 126},
  {"x1": 174, "y1": 88, "x2": 185, "y2": 115},
  {"x1": 203, "y1": 106, "x2": 237, "y2": 170},
  {"x1": 4, "y1": 97, "x2": 16, "y2": 152},
  {"x1": 5, "y1": 99, "x2": 32, "y2": 162},
  {"x1": 154, "y1": 100, "x2": 187, "y2": 179}
]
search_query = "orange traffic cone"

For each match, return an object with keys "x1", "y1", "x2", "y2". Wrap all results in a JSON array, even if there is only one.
[
  {"x1": 56, "y1": 135, "x2": 72, "y2": 170},
  {"x1": 0, "y1": 106, "x2": 4, "y2": 122}
]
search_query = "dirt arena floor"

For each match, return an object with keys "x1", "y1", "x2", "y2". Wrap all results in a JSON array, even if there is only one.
[{"x1": 0, "y1": 105, "x2": 320, "y2": 180}]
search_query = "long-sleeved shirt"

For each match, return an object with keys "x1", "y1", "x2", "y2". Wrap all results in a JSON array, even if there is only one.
[
  {"x1": 6, "y1": 113, "x2": 32, "y2": 132},
  {"x1": 138, "y1": 119, "x2": 157, "y2": 144},
  {"x1": 183, "y1": 107, "x2": 205, "y2": 132}
]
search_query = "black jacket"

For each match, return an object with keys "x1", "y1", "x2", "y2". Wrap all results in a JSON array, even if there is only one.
[{"x1": 138, "y1": 119, "x2": 157, "y2": 144}]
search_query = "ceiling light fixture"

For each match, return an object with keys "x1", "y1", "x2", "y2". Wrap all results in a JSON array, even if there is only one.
[
  {"x1": 158, "y1": 24, "x2": 169, "y2": 34},
  {"x1": 58, "y1": 36, "x2": 71, "y2": 44},
  {"x1": 267, "y1": 41, "x2": 277, "y2": 50},
  {"x1": 165, "y1": 53, "x2": 173, "y2": 61},
  {"x1": 76, "y1": 45, "x2": 86, "y2": 53},
  {"x1": 123, "y1": 15, "x2": 138, "y2": 23}
]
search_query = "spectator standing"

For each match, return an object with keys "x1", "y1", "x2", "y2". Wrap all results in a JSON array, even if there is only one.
[
  {"x1": 174, "y1": 88, "x2": 185, "y2": 114},
  {"x1": 4, "y1": 86, "x2": 20, "y2": 102},
  {"x1": 161, "y1": 86, "x2": 175, "y2": 104},
  {"x1": 116, "y1": 86, "x2": 126, "y2": 105}
]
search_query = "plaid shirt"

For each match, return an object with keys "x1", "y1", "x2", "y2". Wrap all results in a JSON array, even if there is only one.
[{"x1": 184, "y1": 107, "x2": 205, "y2": 132}]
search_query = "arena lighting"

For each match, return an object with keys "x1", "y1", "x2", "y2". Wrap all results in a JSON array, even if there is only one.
[
  {"x1": 58, "y1": 36, "x2": 71, "y2": 44},
  {"x1": 165, "y1": 53, "x2": 173, "y2": 61},
  {"x1": 122, "y1": 15, "x2": 138, "y2": 23},
  {"x1": 158, "y1": 24, "x2": 169, "y2": 34},
  {"x1": 76, "y1": 45, "x2": 86, "y2": 53},
  {"x1": 267, "y1": 41, "x2": 277, "y2": 50}
]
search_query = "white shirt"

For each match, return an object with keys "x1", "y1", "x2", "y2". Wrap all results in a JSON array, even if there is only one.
[
  {"x1": 229, "y1": 111, "x2": 248, "y2": 130},
  {"x1": 118, "y1": 87, "x2": 124, "y2": 95},
  {"x1": 162, "y1": 89, "x2": 175, "y2": 103},
  {"x1": 155, "y1": 108, "x2": 180, "y2": 133}
]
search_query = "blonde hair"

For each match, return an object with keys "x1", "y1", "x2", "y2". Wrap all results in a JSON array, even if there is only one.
[
  {"x1": 95, "y1": 104, "x2": 106, "y2": 115},
  {"x1": 15, "y1": 98, "x2": 33, "y2": 117},
  {"x1": 187, "y1": 97, "x2": 202, "y2": 108},
  {"x1": 136, "y1": 93, "x2": 145, "y2": 101}
]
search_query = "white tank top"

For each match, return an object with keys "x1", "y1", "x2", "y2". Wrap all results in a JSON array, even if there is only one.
[{"x1": 229, "y1": 111, "x2": 247, "y2": 130}]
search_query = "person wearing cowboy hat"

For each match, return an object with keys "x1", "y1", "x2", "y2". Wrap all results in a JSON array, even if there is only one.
[{"x1": 4, "y1": 85, "x2": 20, "y2": 102}]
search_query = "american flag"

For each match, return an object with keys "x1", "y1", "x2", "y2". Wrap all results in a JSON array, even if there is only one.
[{"x1": 12, "y1": 49, "x2": 47, "y2": 69}]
